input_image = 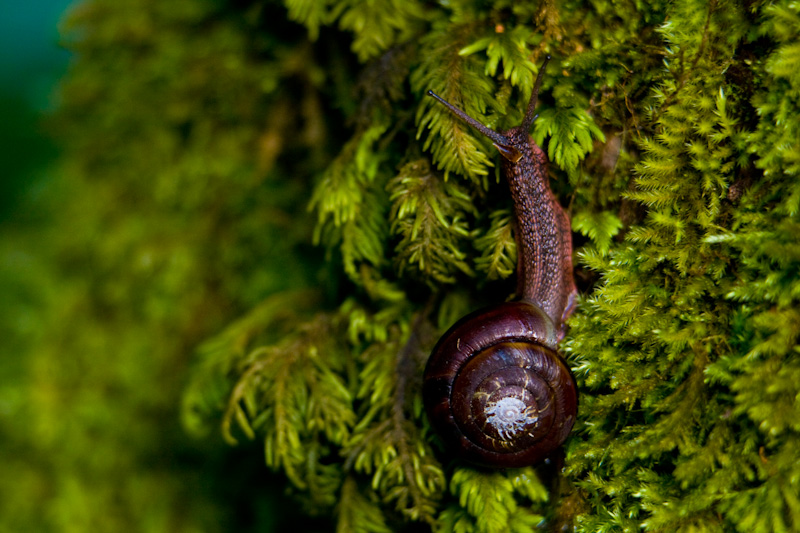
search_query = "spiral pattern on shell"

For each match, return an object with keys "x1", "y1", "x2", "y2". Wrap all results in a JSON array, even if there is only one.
[{"x1": 423, "y1": 301, "x2": 577, "y2": 468}]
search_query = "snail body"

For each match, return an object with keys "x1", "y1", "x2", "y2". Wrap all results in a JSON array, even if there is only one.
[{"x1": 423, "y1": 57, "x2": 578, "y2": 468}]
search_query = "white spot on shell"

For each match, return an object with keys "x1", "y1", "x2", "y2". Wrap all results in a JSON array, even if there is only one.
[{"x1": 485, "y1": 397, "x2": 538, "y2": 440}]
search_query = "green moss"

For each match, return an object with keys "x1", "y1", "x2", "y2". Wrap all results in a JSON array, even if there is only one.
[{"x1": 3, "y1": 0, "x2": 798, "y2": 531}]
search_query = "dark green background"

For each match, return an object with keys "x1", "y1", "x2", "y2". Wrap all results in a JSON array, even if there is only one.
[{"x1": 0, "y1": 0, "x2": 71, "y2": 219}]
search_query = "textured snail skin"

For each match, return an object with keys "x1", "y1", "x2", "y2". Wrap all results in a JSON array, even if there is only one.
[{"x1": 424, "y1": 57, "x2": 578, "y2": 468}]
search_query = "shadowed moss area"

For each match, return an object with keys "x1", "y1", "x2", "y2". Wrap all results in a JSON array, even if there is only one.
[{"x1": 2, "y1": 0, "x2": 799, "y2": 532}]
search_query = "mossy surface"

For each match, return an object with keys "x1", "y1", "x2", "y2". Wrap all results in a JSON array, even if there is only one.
[{"x1": 2, "y1": 0, "x2": 798, "y2": 531}]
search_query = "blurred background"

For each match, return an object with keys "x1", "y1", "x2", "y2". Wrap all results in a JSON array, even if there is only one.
[
  {"x1": 0, "y1": 0, "x2": 71, "y2": 220},
  {"x1": 0, "y1": 1, "x2": 325, "y2": 531}
]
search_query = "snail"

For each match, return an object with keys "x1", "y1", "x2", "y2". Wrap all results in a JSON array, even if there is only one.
[{"x1": 423, "y1": 57, "x2": 578, "y2": 468}]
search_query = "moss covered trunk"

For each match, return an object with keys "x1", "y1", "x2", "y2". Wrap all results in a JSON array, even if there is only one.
[{"x1": 2, "y1": 0, "x2": 799, "y2": 531}]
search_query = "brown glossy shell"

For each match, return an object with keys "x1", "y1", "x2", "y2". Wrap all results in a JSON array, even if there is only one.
[{"x1": 423, "y1": 301, "x2": 577, "y2": 468}]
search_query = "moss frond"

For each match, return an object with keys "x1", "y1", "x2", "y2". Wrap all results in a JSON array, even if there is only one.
[
  {"x1": 474, "y1": 208, "x2": 516, "y2": 280},
  {"x1": 413, "y1": 25, "x2": 498, "y2": 184},
  {"x1": 388, "y1": 159, "x2": 476, "y2": 284}
]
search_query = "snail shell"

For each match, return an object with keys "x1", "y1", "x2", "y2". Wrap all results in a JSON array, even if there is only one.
[{"x1": 423, "y1": 301, "x2": 577, "y2": 468}]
